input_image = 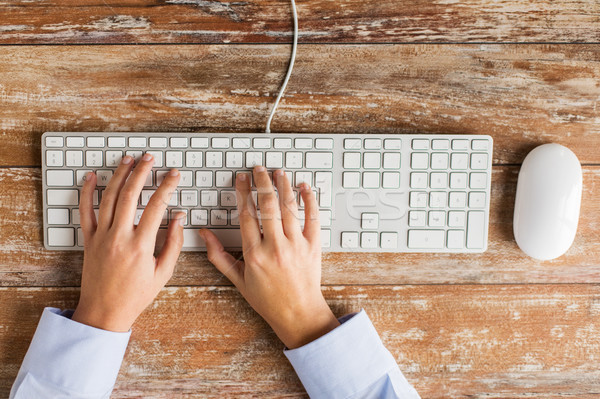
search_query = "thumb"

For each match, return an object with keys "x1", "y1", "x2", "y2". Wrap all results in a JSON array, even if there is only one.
[
  {"x1": 200, "y1": 229, "x2": 245, "y2": 288},
  {"x1": 155, "y1": 212, "x2": 184, "y2": 283}
]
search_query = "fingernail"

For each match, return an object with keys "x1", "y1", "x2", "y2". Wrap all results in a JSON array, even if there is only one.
[
  {"x1": 303, "y1": 183, "x2": 310, "y2": 191},
  {"x1": 142, "y1": 153, "x2": 153, "y2": 161},
  {"x1": 178, "y1": 214, "x2": 185, "y2": 226},
  {"x1": 85, "y1": 171, "x2": 94, "y2": 180},
  {"x1": 198, "y1": 229, "x2": 205, "y2": 239},
  {"x1": 274, "y1": 169, "x2": 284, "y2": 176},
  {"x1": 255, "y1": 165, "x2": 265, "y2": 172},
  {"x1": 121, "y1": 155, "x2": 132, "y2": 164},
  {"x1": 169, "y1": 169, "x2": 179, "y2": 176},
  {"x1": 238, "y1": 173, "x2": 247, "y2": 181}
]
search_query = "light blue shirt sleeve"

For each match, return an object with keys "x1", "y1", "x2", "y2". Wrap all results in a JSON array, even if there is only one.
[
  {"x1": 284, "y1": 310, "x2": 420, "y2": 399},
  {"x1": 10, "y1": 307, "x2": 131, "y2": 399}
]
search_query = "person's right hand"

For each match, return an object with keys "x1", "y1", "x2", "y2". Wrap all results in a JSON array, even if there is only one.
[{"x1": 200, "y1": 166, "x2": 340, "y2": 349}]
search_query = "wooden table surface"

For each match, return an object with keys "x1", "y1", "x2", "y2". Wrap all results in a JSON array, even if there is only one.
[{"x1": 1, "y1": 1, "x2": 600, "y2": 397}]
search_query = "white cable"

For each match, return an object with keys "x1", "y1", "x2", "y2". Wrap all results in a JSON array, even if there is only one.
[{"x1": 265, "y1": 0, "x2": 298, "y2": 133}]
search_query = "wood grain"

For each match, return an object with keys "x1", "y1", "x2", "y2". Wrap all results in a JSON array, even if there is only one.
[
  {"x1": 1, "y1": 0, "x2": 600, "y2": 44},
  {"x1": 2, "y1": 285, "x2": 600, "y2": 397},
  {"x1": 2, "y1": 166, "x2": 599, "y2": 287},
  {"x1": 1, "y1": 44, "x2": 600, "y2": 167}
]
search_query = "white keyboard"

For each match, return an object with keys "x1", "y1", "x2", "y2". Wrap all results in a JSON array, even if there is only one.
[{"x1": 42, "y1": 132, "x2": 493, "y2": 253}]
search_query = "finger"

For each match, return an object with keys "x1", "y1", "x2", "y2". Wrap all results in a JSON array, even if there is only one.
[
  {"x1": 300, "y1": 183, "x2": 320, "y2": 243},
  {"x1": 200, "y1": 229, "x2": 245, "y2": 289},
  {"x1": 137, "y1": 169, "x2": 180, "y2": 241},
  {"x1": 235, "y1": 172, "x2": 261, "y2": 249},
  {"x1": 274, "y1": 169, "x2": 301, "y2": 238},
  {"x1": 155, "y1": 211, "x2": 185, "y2": 285},
  {"x1": 79, "y1": 171, "x2": 98, "y2": 240},
  {"x1": 112, "y1": 152, "x2": 155, "y2": 229},
  {"x1": 97, "y1": 155, "x2": 134, "y2": 230},
  {"x1": 253, "y1": 165, "x2": 283, "y2": 239}
]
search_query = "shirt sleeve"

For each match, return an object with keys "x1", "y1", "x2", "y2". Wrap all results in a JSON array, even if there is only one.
[
  {"x1": 284, "y1": 310, "x2": 420, "y2": 399},
  {"x1": 10, "y1": 307, "x2": 131, "y2": 399}
]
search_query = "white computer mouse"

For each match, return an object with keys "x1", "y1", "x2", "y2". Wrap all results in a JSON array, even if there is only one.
[{"x1": 513, "y1": 143, "x2": 582, "y2": 260}]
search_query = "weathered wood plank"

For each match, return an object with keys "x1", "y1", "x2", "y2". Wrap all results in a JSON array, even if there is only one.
[
  {"x1": 1, "y1": 44, "x2": 600, "y2": 166},
  {"x1": 2, "y1": 285, "x2": 600, "y2": 397},
  {"x1": 1, "y1": 166, "x2": 599, "y2": 286},
  {"x1": 1, "y1": 0, "x2": 599, "y2": 44}
]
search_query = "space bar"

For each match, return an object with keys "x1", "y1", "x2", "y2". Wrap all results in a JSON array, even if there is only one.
[{"x1": 157, "y1": 228, "x2": 243, "y2": 251}]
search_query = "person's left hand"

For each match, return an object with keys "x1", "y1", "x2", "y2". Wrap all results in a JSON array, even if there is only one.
[{"x1": 71, "y1": 153, "x2": 184, "y2": 332}]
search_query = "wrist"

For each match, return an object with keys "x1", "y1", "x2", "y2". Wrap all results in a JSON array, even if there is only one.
[
  {"x1": 72, "y1": 304, "x2": 133, "y2": 333},
  {"x1": 272, "y1": 299, "x2": 340, "y2": 349}
]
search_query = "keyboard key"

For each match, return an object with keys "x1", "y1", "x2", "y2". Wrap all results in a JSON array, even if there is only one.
[
  {"x1": 196, "y1": 171, "x2": 213, "y2": 187},
  {"x1": 170, "y1": 137, "x2": 188, "y2": 148},
  {"x1": 448, "y1": 211, "x2": 466, "y2": 227},
  {"x1": 362, "y1": 172, "x2": 380, "y2": 188},
  {"x1": 47, "y1": 189, "x2": 78, "y2": 206},
  {"x1": 181, "y1": 190, "x2": 198, "y2": 207},
  {"x1": 342, "y1": 172, "x2": 360, "y2": 188},
  {"x1": 383, "y1": 153, "x2": 401, "y2": 169},
  {"x1": 171, "y1": 209, "x2": 189, "y2": 226},
  {"x1": 410, "y1": 172, "x2": 427, "y2": 189},
  {"x1": 220, "y1": 191, "x2": 237, "y2": 207},
  {"x1": 45, "y1": 136, "x2": 64, "y2": 147},
  {"x1": 47, "y1": 208, "x2": 69, "y2": 225},
  {"x1": 428, "y1": 210, "x2": 445, "y2": 227},
  {"x1": 266, "y1": 152, "x2": 283, "y2": 168},
  {"x1": 469, "y1": 192, "x2": 486, "y2": 208},
  {"x1": 319, "y1": 210, "x2": 332, "y2": 227},
  {"x1": 469, "y1": 172, "x2": 487, "y2": 189},
  {"x1": 168, "y1": 191, "x2": 178, "y2": 206},
  {"x1": 215, "y1": 171, "x2": 233, "y2": 187},
  {"x1": 471, "y1": 139, "x2": 490, "y2": 150},
  {"x1": 108, "y1": 137, "x2": 125, "y2": 148},
  {"x1": 432, "y1": 139, "x2": 449, "y2": 150},
  {"x1": 285, "y1": 152, "x2": 303, "y2": 169},
  {"x1": 294, "y1": 138, "x2": 312, "y2": 149},
  {"x1": 361, "y1": 212, "x2": 379, "y2": 229},
  {"x1": 125, "y1": 150, "x2": 143, "y2": 162},
  {"x1": 447, "y1": 230, "x2": 465, "y2": 249},
  {"x1": 46, "y1": 170, "x2": 73, "y2": 186},
  {"x1": 295, "y1": 171, "x2": 312, "y2": 187},
  {"x1": 411, "y1": 153, "x2": 428, "y2": 169},
  {"x1": 273, "y1": 138, "x2": 292, "y2": 149},
  {"x1": 408, "y1": 230, "x2": 444, "y2": 249},
  {"x1": 212, "y1": 137, "x2": 230, "y2": 148},
  {"x1": 344, "y1": 138, "x2": 361, "y2": 149},
  {"x1": 254, "y1": 138, "x2": 271, "y2": 149},
  {"x1": 450, "y1": 172, "x2": 468, "y2": 189},
  {"x1": 76, "y1": 170, "x2": 93, "y2": 186},
  {"x1": 133, "y1": 209, "x2": 144, "y2": 225},
  {"x1": 66, "y1": 137, "x2": 85, "y2": 148},
  {"x1": 149, "y1": 137, "x2": 167, "y2": 148},
  {"x1": 429, "y1": 172, "x2": 447, "y2": 189},
  {"x1": 191, "y1": 137, "x2": 209, "y2": 148},
  {"x1": 191, "y1": 209, "x2": 208, "y2": 226},
  {"x1": 451, "y1": 153, "x2": 468, "y2": 169},
  {"x1": 180, "y1": 228, "x2": 242, "y2": 249},
  {"x1": 47, "y1": 227, "x2": 75, "y2": 246},
  {"x1": 166, "y1": 151, "x2": 183, "y2": 167},
  {"x1": 363, "y1": 152, "x2": 381, "y2": 169},
  {"x1": 96, "y1": 170, "x2": 113, "y2": 186},
  {"x1": 179, "y1": 171, "x2": 193, "y2": 187},
  {"x1": 86, "y1": 151, "x2": 103, "y2": 167},
  {"x1": 449, "y1": 191, "x2": 467, "y2": 208},
  {"x1": 470, "y1": 153, "x2": 488, "y2": 169},
  {"x1": 343, "y1": 153, "x2": 361, "y2": 169},
  {"x1": 361, "y1": 232, "x2": 378, "y2": 248},
  {"x1": 87, "y1": 137, "x2": 105, "y2": 148},
  {"x1": 306, "y1": 152, "x2": 333, "y2": 169},
  {"x1": 233, "y1": 138, "x2": 251, "y2": 148},
  {"x1": 452, "y1": 139, "x2": 469, "y2": 150},
  {"x1": 409, "y1": 192, "x2": 427, "y2": 208},
  {"x1": 341, "y1": 232, "x2": 359, "y2": 248},
  {"x1": 226, "y1": 152, "x2": 243, "y2": 168},
  {"x1": 412, "y1": 139, "x2": 429, "y2": 150},
  {"x1": 141, "y1": 190, "x2": 154, "y2": 206},
  {"x1": 186, "y1": 151, "x2": 203, "y2": 168},
  {"x1": 384, "y1": 139, "x2": 402, "y2": 149},
  {"x1": 46, "y1": 150, "x2": 63, "y2": 167},
  {"x1": 321, "y1": 229, "x2": 331, "y2": 248},
  {"x1": 431, "y1": 153, "x2": 449, "y2": 170},
  {"x1": 314, "y1": 171, "x2": 333, "y2": 207},
  {"x1": 467, "y1": 211, "x2": 485, "y2": 249},
  {"x1": 146, "y1": 151, "x2": 163, "y2": 167},
  {"x1": 380, "y1": 232, "x2": 398, "y2": 249},
  {"x1": 105, "y1": 151, "x2": 123, "y2": 167},
  {"x1": 156, "y1": 171, "x2": 169, "y2": 186},
  {"x1": 129, "y1": 137, "x2": 147, "y2": 148},
  {"x1": 315, "y1": 138, "x2": 334, "y2": 149},
  {"x1": 211, "y1": 209, "x2": 228, "y2": 226},
  {"x1": 382, "y1": 172, "x2": 400, "y2": 189},
  {"x1": 364, "y1": 138, "x2": 382, "y2": 149},
  {"x1": 246, "y1": 152, "x2": 263, "y2": 168},
  {"x1": 206, "y1": 151, "x2": 224, "y2": 168},
  {"x1": 429, "y1": 191, "x2": 446, "y2": 208},
  {"x1": 201, "y1": 190, "x2": 218, "y2": 206},
  {"x1": 409, "y1": 210, "x2": 426, "y2": 226}
]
